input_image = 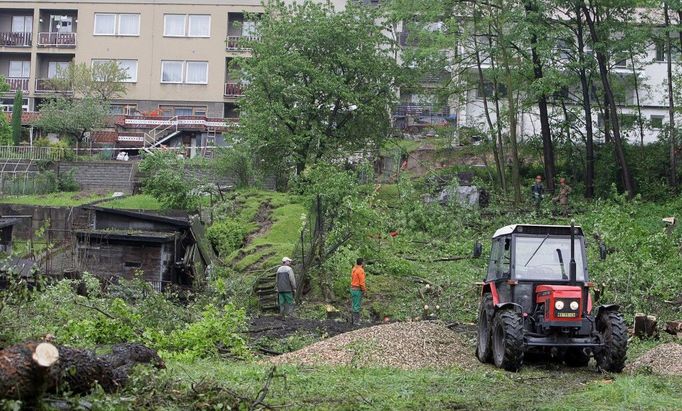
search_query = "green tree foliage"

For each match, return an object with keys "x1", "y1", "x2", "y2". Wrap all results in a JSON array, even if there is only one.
[
  {"x1": 138, "y1": 151, "x2": 200, "y2": 210},
  {"x1": 0, "y1": 76, "x2": 10, "y2": 145},
  {"x1": 236, "y1": 0, "x2": 402, "y2": 176},
  {"x1": 32, "y1": 97, "x2": 109, "y2": 148},
  {"x1": 11, "y1": 90, "x2": 22, "y2": 145}
]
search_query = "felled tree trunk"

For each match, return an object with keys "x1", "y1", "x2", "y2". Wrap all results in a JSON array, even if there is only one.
[{"x1": 0, "y1": 342, "x2": 164, "y2": 401}]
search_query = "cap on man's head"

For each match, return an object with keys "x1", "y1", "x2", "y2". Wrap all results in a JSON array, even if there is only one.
[{"x1": 282, "y1": 257, "x2": 292, "y2": 264}]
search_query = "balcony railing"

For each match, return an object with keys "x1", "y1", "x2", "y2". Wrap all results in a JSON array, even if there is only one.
[
  {"x1": 224, "y1": 82, "x2": 244, "y2": 97},
  {"x1": 393, "y1": 104, "x2": 450, "y2": 117},
  {"x1": 5, "y1": 77, "x2": 29, "y2": 92},
  {"x1": 35, "y1": 79, "x2": 73, "y2": 94},
  {"x1": 38, "y1": 32, "x2": 76, "y2": 47},
  {"x1": 225, "y1": 35, "x2": 259, "y2": 51},
  {"x1": 0, "y1": 32, "x2": 32, "y2": 47}
]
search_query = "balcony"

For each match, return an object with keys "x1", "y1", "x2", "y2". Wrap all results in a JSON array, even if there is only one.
[
  {"x1": 35, "y1": 78, "x2": 72, "y2": 94},
  {"x1": 225, "y1": 35, "x2": 259, "y2": 51},
  {"x1": 0, "y1": 32, "x2": 32, "y2": 47},
  {"x1": 5, "y1": 78, "x2": 29, "y2": 92},
  {"x1": 224, "y1": 82, "x2": 244, "y2": 97},
  {"x1": 38, "y1": 32, "x2": 77, "y2": 48}
]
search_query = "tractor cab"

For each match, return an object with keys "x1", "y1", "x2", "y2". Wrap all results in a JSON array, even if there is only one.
[{"x1": 476, "y1": 223, "x2": 627, "y2": 372}]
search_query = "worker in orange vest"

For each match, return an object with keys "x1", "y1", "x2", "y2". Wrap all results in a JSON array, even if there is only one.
[{"x1": 350, "y1": 258, "x2": 367, "y2": 325}]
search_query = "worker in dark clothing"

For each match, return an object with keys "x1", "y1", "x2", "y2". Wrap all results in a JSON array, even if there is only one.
[
  {"x1": 531, "y1": 175, "x2": 544, "y2": 212},
  {"x1": 350, "y1": 258, "x2": 367, "y2": 325},
  {"x1": 276, "y1": 257, "x2": 296, "y2": 320},
  {"x1": 552, "y1": 177, "x2": 572, "y2": 216}
]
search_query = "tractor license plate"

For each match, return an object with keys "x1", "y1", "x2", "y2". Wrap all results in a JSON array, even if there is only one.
[{"x1": 557, "y1": 312, "x2": 577, "y2": 318}]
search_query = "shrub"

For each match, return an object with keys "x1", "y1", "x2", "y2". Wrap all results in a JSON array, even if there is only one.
[
  {"x1": 206, "y1": 219, "x2": 250, "y2": 257},
  {"x1": 138, "y1": 151, "x2": 199, "y2": 210}
]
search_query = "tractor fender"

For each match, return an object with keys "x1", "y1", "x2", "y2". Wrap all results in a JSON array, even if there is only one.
[
  {"x1": 494, "y1": 302, "x2": 523, "y2": 314},
  {"x1": 595, "y1": 304, "x2": 620, "y2": 318}
]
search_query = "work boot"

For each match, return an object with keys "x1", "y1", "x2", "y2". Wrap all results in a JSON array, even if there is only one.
[
  {"x1": 352, "y1": 312, "x2": 360, "y2": 325},
  {"x1": 286, "y1": 304, "x2": 296, "y2": 318},
  {"x1": 279, "y1": 306, "x2": 286, "y2": 321}
]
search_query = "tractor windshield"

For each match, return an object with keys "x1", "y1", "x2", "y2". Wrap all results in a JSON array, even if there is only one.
[{"x1": 513, "y1": 235, "x2": 585, "y2": 281}]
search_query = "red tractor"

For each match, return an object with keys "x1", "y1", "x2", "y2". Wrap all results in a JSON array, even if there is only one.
[{"x1": 476, "y1": 223, "x2": 628, "y2": 372}]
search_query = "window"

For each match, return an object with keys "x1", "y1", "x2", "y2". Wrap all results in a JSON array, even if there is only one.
[
  {"x1": 160, "y1": 105, "x2": 208, "y2": 116},
  {"x1": 164, "y1": 14, "x2": 186, "y2": 36},
  {"x1": 477, "y1": 80, "x2": 507, "y2": 99},
  {"x1": 47, "y1": 61, "x2": 69, "y2": 79},
  {"x1": 94, "y1": 13, "x2": 139, "y2": 36},
  {"x1": 188, "y1": 15, "x2": 210, "y2": 37},
  {"x1": 242, "y1": 21, "x2": 257, "y2": 37},
  {"x1": 514, "y1": 235, "x2": 585, "y2": 281},
  {"x1": 165, "y1": 14, "x2": 211, "y2": 37},
  {"x1": 11, "y1": 16, "x2": 32, "y2": 32},
  {"x1": 161, "y1": 61, "x2": 183, "y2": 83},
  {"x1": 186, "y1": 61, "x2": 208, "y2": 83},
  {"x1": 614, "y1": 58, "x2": 627, "y2": 68},
  {"x1": 9, "y1": 61, "x2": 30, "y2": 78},
  {"x1": 651, "y1": 115, "x2": 664, "y2": 129},
  {"x1": 161, "y1": 61, "x2": 208, "y2": 84},
  {"x1": 655, "y1": 40, "x2": 666, "y2": 62},
  {"x1": 110, "y1": 104, "x2": 137, "y2": 115},
  {"x1": 92, "y1": 59, "x2": 138, "y2": 82}
]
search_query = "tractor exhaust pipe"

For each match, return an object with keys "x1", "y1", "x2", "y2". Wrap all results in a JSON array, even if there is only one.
[{"x1": 570, "y1": 220, "x2": 577, "y2": 284}]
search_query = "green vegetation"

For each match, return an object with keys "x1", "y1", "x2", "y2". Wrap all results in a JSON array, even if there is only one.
[
  {"x1": 0, "y1": 191, "x2": 106, "y2": 207},
  {"x1": 99, "y1": 194, "x2": 164, "y2": 210}
]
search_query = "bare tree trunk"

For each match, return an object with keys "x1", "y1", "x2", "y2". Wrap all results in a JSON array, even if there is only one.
[
  {"x1": 628, "y1": 51, "x2": 645, "y2": 148},
  {"x1": 666, "y1": 4, "x2": 677, "y2": 187},
  {"x1": 575, "y1": 3, "x2": 595, "y2": 198},
  {"x1": 500, "y1": 45, "x2": 522, "y2": 204},
  {"x1": 487, "y1": 29, "x2": 508, "y2": 192},
  {"x1": 524, "y1": 0, "x2": 555, "y2": 192},
  {"x1": 582, "y1": 3, "x2": 636, "y2": 197},
  {"x1": 472, "y1": 19, "x2": 505, "y2": 191}
]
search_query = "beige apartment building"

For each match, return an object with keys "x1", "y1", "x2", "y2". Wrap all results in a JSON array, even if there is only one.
[{"x1": 0, "y1": 0, "x2": 277, "y2": 152}]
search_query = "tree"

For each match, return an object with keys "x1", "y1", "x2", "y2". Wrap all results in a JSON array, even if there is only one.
[
  {"x1": 0, "y1": 76, "x2": 10, "y2": 145},
  {"x1": 32, "y1": 62, "x2": 128, "y2": 149},
  {"x1": 11, "y1": 90, "x2": 23, "y2": 145},
  {"x1": 236, "y1": 0, "x2": 401, "y2": 176}
]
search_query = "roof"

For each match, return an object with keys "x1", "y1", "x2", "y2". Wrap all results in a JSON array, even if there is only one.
[
  {"x1": 0, "y1": 217, "x2": 20, "y2": 229},
  {"x1": 74, "y1": 229, "x2": 176, "y2": 243},
  {"x1": 84, "y1": 206, "x2": 190, "y2": 227},
  {"x1": 492, "y1": 224, "x2": 584, "y2": 239}
]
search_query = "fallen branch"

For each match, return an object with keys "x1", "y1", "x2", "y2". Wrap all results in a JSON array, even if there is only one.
[
  {"x1": 73, "y1": 300, "x2": 116, "y2": 319},
  {"x1": 257, "y1": 347, "x2": 283, "y2": 356},
  {"x1": 401, "y1": 255, "x2": 469, "y2": 262},
  {"x1": 250, "y1": 366, "x2": 276, "y2": 410}
]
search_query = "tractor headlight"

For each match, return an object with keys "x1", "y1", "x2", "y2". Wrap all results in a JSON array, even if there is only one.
[
  {"x1": 554, "y1": 300, "x2": 565, "y2": 310},
  {"x1": 570, "y1": 301, "x2": 579, "y2": 311}
]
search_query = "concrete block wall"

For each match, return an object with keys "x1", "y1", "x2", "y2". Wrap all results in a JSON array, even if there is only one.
[{"x1": 58, "y1": 161, "x2": 137, "y2": 193}]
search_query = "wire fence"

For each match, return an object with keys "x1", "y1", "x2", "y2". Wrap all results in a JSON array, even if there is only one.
[{"x1": 0, "y1": 173, "x2": 59, "y2": 195}]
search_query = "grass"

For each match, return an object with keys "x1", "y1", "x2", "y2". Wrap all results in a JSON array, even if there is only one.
[
  {"x1": 83, "y1": 359, "x2": 681, "y2": 410},
  {"x1": 0, "y1": 192, "x2": 107, "y2": 207},
  {"x1": 99, "y1": 194, "x2": 164, "y2": 210}
]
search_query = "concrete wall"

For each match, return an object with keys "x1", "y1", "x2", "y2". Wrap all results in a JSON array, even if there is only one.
[
  {"x1": 58, "y1": 160, "x2": 137, "y2": 193},
  {"x1": 0, "y1": 204, "x2": 89, "y2": 241}
]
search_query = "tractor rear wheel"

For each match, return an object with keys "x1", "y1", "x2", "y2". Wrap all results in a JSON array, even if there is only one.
[
  {"x1": 476, "y1": 293, "x2": 493, "y2": 363},
  {"x1": 564, "y1": 348, "x2": 590, "y2": 367},
  {"x1": 595, "y1": 310, "x2": 628, "y2": 373},
  {"x1": 492, "y1": 309, "x2": 524, "y2": 371}
]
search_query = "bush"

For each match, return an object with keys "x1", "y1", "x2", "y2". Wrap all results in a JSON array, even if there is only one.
[
  {"x1": 138, "y1": 151, "x2": 199, "y2": 210},
  {"x1": 206, "y1": 219, "x2": 250, "y2": 257}
]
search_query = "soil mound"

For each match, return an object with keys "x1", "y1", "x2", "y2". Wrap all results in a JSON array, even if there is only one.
[
  {"x1": 626, "y1": 343, "x2": 682, "y2": 376},
  {"x1": 270, "y1": 321, "x2": 476, "y2": 369}
]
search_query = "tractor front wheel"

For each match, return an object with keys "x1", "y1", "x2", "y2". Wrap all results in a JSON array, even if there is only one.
[
  {"x1": 595, "y1": 310, "x2": 628, "y2": 373},
  {"x1": 476, "y1": 293, "x2": 493, "y2": 363},
  {"x1": 492, "y1": 309, "x2": 524, "y2": 371}
]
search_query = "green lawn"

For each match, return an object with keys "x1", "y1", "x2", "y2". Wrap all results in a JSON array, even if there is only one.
[
  {"x1": 0, "y1": 192, "x2": 107, "y2": 207},
  {"x1": 99, "y1": 194, "x2": 164, "y2": 210}
]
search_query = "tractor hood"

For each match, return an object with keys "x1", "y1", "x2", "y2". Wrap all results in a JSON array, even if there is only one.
[{"x1": 536, "y1": 285, "x2": 590, "y2": 321}]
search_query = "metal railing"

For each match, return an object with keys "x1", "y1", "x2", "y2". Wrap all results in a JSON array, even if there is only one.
[
  {"x1": 0, "y1": 31, "x2": 31, "y2": 47},
  {"x1": 0, "y1": 146, "x2": 65, "y2": 161},
  {"x1": 224, "y1": 82, "x2": 244, "y2": 97},
  {"x1": 35, "y1": 78, "x2": 73, "y2": 94},
  {"x1": 5, "y1": 77, "x2": 29, "y2": 92},
  {"x1": 225, "y1": 35, "x2": 259, "y2": 50},
  {"x1": 38, "y1": 32, "x2": 77, "y2": 47},
  {"x1": 143, "y1": 116, "x2": 179, "y2": 148}
]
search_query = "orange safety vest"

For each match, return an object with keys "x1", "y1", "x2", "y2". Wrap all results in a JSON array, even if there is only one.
[{"x1": 351, "y1": 265, "x2": 366, "y2": 291}]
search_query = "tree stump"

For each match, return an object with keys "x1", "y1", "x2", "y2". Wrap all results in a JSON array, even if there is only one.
[{"x1": 634, "y1": 313, "x2": 658, "y2": 338}]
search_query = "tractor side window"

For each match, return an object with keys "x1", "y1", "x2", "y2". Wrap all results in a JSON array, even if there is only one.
[
  {"x1": 487, "y1": 239, "x2": 501, "y2": 280},
  {"x1": 499, "y1": 237, "x2": 511, "y2": 275}
]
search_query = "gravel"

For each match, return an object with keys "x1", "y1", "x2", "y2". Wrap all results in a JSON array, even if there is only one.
[
  {"x1": 269, "y1": 321, "x2": 478, "y2": 369},
  {"x1": 625, "y1": 342, "x2": 682, "y2": 376}
]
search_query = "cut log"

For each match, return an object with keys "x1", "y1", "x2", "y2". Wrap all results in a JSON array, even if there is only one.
[
  {"x1": 0, "y1": 342, "x2": 164, "y2": 401},
  {"x1": 634, "y1": 313, "x2": 658, "y2": 338}
]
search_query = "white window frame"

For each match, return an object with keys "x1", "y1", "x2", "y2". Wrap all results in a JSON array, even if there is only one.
[
  {"x1": 9, "y1": 61, "x2": 30, "y2": 78},
  {"x1": 92, "y1": 59, "x2": 138, "y2": 83},
  {"x1": 164, "y1": 14, "x2": 187, "y2": 37},
  {"x1": 185, "y1": 61, "x2": 208, "y2": 84},
  {"x1": 94, "y1": 13, "x2": 116, "y2": 35},
  {"x1": 188, "y1": 15, "x2": 211, "y2": 37},
  {"x1": 117, "y1": 14, "x2": 140, "y2": 36},
  {"x1": 161, "y1": 60, "x2": 184, "y2": 83},
  {"x1": 47, "y1": 61, "x2": 69, "y2": 79},
  {"x1": 94, "y1": 13, "x2": 140, "y2": 36}
]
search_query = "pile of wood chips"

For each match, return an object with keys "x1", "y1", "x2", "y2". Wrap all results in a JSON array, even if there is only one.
[
  {"x1": 270, "y1": 321, "x2": 477, "y2": 369},
  {"x1": 625, "y1": 343, "x2": 682, "y2": 376}
]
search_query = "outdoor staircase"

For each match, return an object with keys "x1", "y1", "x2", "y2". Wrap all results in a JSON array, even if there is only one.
[{"x1": 142, "y1": 116, "x2": 181, "y2": 152}]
